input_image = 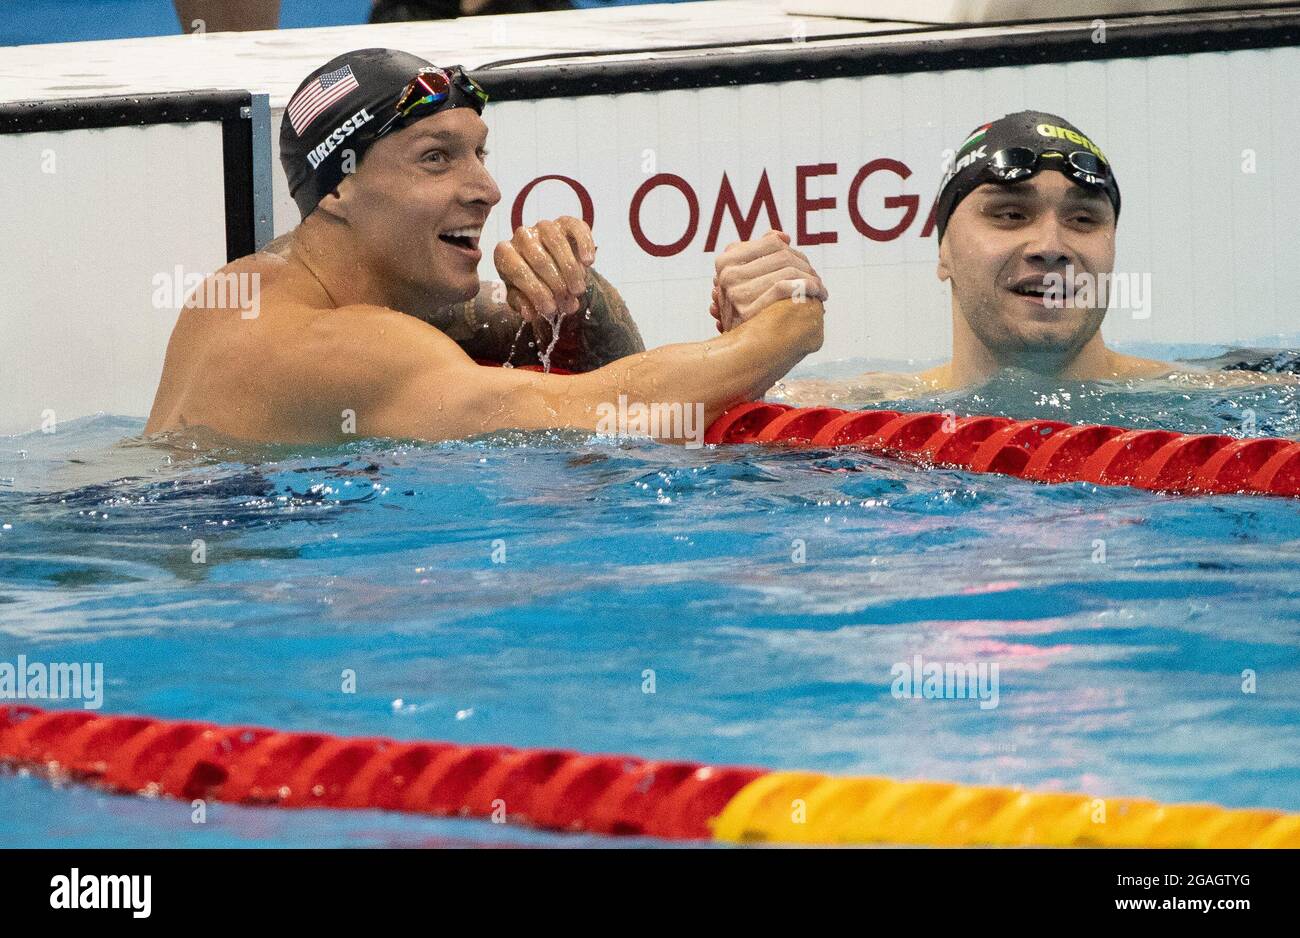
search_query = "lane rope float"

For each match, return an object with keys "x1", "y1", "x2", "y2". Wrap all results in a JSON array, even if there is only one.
[
  {"x1": 476, "y1": 363, "x2": 1298, "y2": 497},
  {"x1": 705, "y1": 402, "x2": 1300, "y2": 497},
  {"x1": 3, "y1": 705, "x2": 1296, "y2": 847}
]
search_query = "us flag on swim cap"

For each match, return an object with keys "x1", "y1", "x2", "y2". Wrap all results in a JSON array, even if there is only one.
[{"x1": 287, "y1": 64, "x2": 359, "y2": 137}]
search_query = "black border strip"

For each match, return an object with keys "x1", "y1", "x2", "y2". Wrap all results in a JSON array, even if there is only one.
[
  {"x1": 475, "y1": 7, "x2": 1300, "y2": 100},
  {"x1": 0, "y1": 90, "x2": 257, "y2": 262},
  {"x1": 0, "y1": 89, "x2": 250, "y2": 134},
  {"x1": 220, "y1": 101, "x2": 257, "y2": 262}
]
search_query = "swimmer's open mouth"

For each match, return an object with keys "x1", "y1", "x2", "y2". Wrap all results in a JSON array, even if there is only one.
[
  {"x1": 438, "y1": 227, "x2": 482, "y2": 251},
  {"x1": 1009, "y1": 276, "x2": 1053, "y2": 297},
  {"x1": 1007, "y1": 277, "x2": 1073, "y2": 308}
]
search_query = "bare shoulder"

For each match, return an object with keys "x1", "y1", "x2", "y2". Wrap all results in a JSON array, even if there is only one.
[
  {"x1": 773, "y1": 370, "x2": 940, "y2": 407},
  {"x1": 274, "y1": 301, "x2": 471, "y2": 397},
  {"x1": 1159, "y1": 367, "x2": 1300, "y2": 389},
  {"x1": 1108, "y1": 351, "x2": 1299, "y2": 387},
  {"x1": 1107, "y1": 352, "x2": 1176, "y2": 379},
  {"x1": 168, "y1": 247, "x2": 302, "y2": 321},
  {"x1": 218, "y1": 244, "x2": 296, "y2": 283},
  {"x1": 299, "y1": 302, "x2": 586, "y2": 442}
]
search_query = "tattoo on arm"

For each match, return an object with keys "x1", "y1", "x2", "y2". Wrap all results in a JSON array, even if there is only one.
[
  {"x1": 428, "y1": 268, "x2": 645, "y2": 372},
  {"x1": 540, "y1": 267, "x2": 645, "y2": 372},
  {"x1": 427, "y1": 286, "x2": 540, "y2": 366}
]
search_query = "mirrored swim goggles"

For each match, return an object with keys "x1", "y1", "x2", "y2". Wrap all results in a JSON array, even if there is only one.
[
  {"x1": 985, "y1": 147, "x2": 1110, "y2": 190},
  {"x1": 375, "y1": 65, "x2": 490, "y2": 138}
]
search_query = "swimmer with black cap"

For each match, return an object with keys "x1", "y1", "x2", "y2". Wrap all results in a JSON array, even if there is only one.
[
  {"x1": 775, "y1": 111, "x2": 1300, "y2": 404},
  {"x1": 927, "y1": 110, "x2": 1175, "y2": 387},
  {"x1": 774, "y1": 111, "x2": 1176, "y2": 404},
  {"x1": 147, "y1": 49, "x2": 828, "y2": 444}
]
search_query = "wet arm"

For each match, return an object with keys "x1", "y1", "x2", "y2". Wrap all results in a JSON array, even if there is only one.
[{"x1": 430, "y1": 268, "x2": 644, "y2": 371}]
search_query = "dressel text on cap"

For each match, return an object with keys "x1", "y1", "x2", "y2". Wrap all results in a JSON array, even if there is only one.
[{"x1": 307, "y1": 107, "x2": 376, "y2": 169}]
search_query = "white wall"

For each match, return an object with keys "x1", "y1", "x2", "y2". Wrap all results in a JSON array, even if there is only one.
[
  {"x1": 6, "y1": 44, "x2": 1300, "y2": 434},
  {"x1": 0, "y1": 122, "x2": 226, "y2": 435}
]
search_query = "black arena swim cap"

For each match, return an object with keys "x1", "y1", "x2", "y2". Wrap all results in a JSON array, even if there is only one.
[
  {"x1": 279, "y1": 48, "x2": 487, "y2": 219},
  {"x1": 932, "y1": 110, "x2": 1121, "y2": 243}
]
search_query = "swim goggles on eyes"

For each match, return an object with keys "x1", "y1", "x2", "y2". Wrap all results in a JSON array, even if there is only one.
[
  {"x1": 375, "y1": 66, "x2": 490, "y2": 138},
  {"x1": 986, "y1": 147, "x2": 1110, "y2": 189}
]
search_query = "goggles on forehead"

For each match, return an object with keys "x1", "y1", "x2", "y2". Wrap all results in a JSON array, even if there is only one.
[
  {"x1": 375, "y1": 65, "x2": 489, "y2": 138},
  {"x1": 986, "y1": 146, "x2": 1110, "y2": 189}
]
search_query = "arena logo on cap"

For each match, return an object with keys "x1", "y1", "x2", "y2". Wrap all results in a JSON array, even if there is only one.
[
  {"x1": 1035, "y1": 123, "x2": 1108, "y2": 163},
  {"x1": 306, "y1": 107, "x2": 375, "y2": 169}
]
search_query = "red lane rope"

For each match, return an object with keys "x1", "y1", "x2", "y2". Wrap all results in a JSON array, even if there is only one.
[
  {"x1": 0, "y1": 705, "x2": 763, "y2": 840},
  {"x1": 705, "y1": 403, "x2": 1300, "y2": 497}
]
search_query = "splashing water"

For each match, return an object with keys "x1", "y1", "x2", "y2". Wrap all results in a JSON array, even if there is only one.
[{"x1": 536, "y1": 306, "x2": 572, "y2": 374}]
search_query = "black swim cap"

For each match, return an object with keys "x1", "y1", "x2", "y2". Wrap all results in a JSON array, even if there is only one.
[
  {"x1": 279, "y1": 48, "x2": 486, "y2": 219},
  {"x1": 932, "y1": 110, "x2": 1121, "y2": 243}
]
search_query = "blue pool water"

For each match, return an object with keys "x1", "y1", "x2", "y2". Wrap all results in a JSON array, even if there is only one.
[{"x1": 2, "y1": 351, "x2": 1299, "y2": 846}]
